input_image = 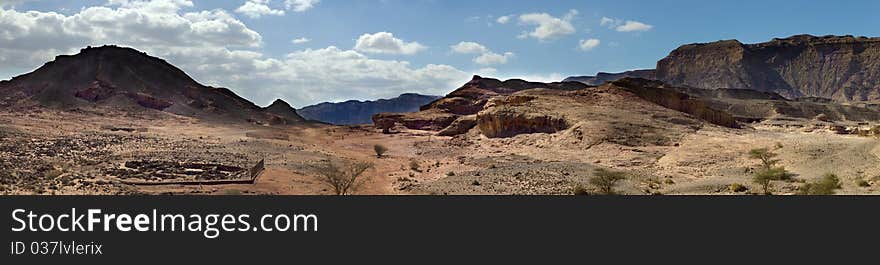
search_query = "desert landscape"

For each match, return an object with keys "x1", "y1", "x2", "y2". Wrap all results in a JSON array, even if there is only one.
[{"x1": 3, "y1": 35, "x2": 880, "y2": 195}]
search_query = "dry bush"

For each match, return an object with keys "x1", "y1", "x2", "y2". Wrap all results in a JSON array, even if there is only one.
[
  {"x1": 590, "y1": 168, "x2": 627, "y2": 195},
  {"x1": 315, "y1": 161, "x2": 373, "y2": 195}
]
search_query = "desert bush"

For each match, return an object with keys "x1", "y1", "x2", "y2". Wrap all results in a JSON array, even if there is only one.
[
  {"x1": 664, "y1": 179, "x2": 675, "y2": 185},
  {"x1": 315, "y1": 161, "x2": 373, "y2": 195},
  {"x1": 409, "y1": 160, "x2": 421, "y2": 172},
  {"x1": 590, "y1": 168, "x2": 627, "y2": 195},
  {"x1": 373, "y1": 144, "x2": 388, "y2": 158},
  {"x1": 446, "y1": 171, "x2": 455, "y2": 176},
  {"x1": 728, "y1": 183, "x2": 748, "y2": 192},
  {"x1": 753, "y1": 167, "x2": 788, "y2": 195},
  {"x1": 572, "y1": 184, "x2": 590, "y2": 196},
  {"x1": 856, "y1": 179, "x2": 870, "y2": 187},
  {"x1": 749, "y1": 148, "x2": 780, "y2": 170},
  {"x1": 798, "y1": 173, "x2": 842, "y2": 195}
]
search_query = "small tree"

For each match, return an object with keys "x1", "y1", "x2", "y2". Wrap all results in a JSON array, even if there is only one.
[
  {"x1": 753, "y1": 167, "x2": 787, "y2": 195},
  {"x1": 373, "y1": 144, "x2": 388, "y2": 158},
  {"x1": 749, "y1": 148, "x2": 780, "y2": 170},
  {"x1": 799, "y1": 173, "x2": 842, "y2": 195},
  {"x1": 590, "y1": 168, "x2": 627, "y2": 195},
  {"x1": 315, "y1": 161, "x2": 373, "y2": 195}
]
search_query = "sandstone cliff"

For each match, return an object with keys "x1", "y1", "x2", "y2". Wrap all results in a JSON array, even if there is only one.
[{"x1": 656, "y1": 35, "x2": 880, "y2": 101}]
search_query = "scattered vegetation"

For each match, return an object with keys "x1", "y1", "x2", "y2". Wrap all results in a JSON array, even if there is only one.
[
  {"x1": 409, "y1": 160, "x2": 421, "y2": 172},
  {"x1": 856, "y1": 179, "x2": 870, "y2": 187},
  {"x1": 748, "y1": 148, "x2": 791, "y2": 195},
  {"x1": 373, "y1": 144, "x2": 388, "y2": 158},
  {"x1": 749, "y1": 148, "x2": 780, "y2": 170},
  {"x1": 589, "y1": 168, "x2": 627, "y2": 195},
  {"x1": 753, "y1": 167, "x2": 788, "y2": 195},
  {"x1": 798, "y1": 173, "x2": 842, "y2": 195},
  {"x1": 315, "y1": 161, "x2": 373, "y2": 195},
  {"x1": 445, "y1": 171, "x2": 455, "y2": 176},
  {"x1": 728, "y1": 183, "x2": 748, "y2": 193}
]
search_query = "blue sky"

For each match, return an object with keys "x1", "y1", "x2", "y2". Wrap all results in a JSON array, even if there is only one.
[{"x1": 2, "y1": 0, "x2": 880, "y2": 107}]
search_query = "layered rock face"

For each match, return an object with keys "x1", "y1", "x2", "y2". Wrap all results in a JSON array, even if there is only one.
[
  {"x1": 298, "y1": 93, "x2": 440, "y2": 125},
  {"x1": 374, "y1": 75, "x2": 739, "y2": 141},
  {"x1": 656, "y1": 35, "x2": 880, "y2": 101},
  {"x1": 610, "y1": 78, "x2": 739, "y2": 128},
  {"x1": 373, "y1": 76, "x2": 589, "y2": 133},
  {"x1": 0, "y1": 45, "x2": 305, "y2": 125}
]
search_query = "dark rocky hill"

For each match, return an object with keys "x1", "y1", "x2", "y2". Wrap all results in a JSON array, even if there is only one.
[
  {"x1": 298, "y1": 93, "x2": 440, "y2": 125},
  {"x1": 0, "y1": 45, "x2": 304, "y2": 125}
]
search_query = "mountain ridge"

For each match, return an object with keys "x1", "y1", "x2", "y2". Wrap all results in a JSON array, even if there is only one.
[{"x1": 0, "y1": 45, "x2": 305, "y2": 125}]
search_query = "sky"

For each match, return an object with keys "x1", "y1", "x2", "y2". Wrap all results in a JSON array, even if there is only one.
[{"x1": 2, "y1": 0, "x2": 880, "y2": 107}]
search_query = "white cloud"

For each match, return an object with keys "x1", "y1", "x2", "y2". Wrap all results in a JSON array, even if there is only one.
[
  {"x1": 474, "y1": 51, "x2": 514, "y2": 65},
  {"x1": 517, "y1": 9, "x2": 577, "y2": 41},
  {"x1": 235, "y1": 0, "x2": 285, "y2": 19},
  {"x1": 494, "y1": 73, "x2": 565, "y2": 83},
  {"x1": 284, "y1": 0, "x2": 319, "y2": 12},
  {"x1": 354, "y1": 32, "x2": 427, "y2": 55},
  {"x1": 291, "y1": 37, "x2": 310, "y2": 44},
  {"x1": 578, "y1": 38, "x2": 600, "y2": 51},
  {"x1": 0, "y1": 2, "x2": 469, "y2": 107},
  {"x1": 450, "y1": 41, "x2": 488, "y2": 54},
  {"x1": 496, "y1": 15, "x2": 511, "y2": 24},
  {"x1": 600, "y1": 16, "x2": 653, "y2": 32},
  {"x1": 450, "y1": 41, "x2": 513, "y2": 66},
  {"x1": 616, "y1": 21, "x2": 652, "y2": 32}
]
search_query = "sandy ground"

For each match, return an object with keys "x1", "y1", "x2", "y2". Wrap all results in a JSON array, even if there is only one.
[{"x1": 1, "y1": 109, "x2": 878, "y2": 195}]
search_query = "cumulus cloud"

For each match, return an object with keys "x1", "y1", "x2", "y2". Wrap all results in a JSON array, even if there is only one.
[
  {"x1": 235, "y1": 0, "x2": 285, "y2": 19},
  {"x1": 496, "y1": 15, "x2": 511, "y2": 24},
  {"x1": 284, "y1": 0, "x2": 319, "y2": 12},
  {"x1": 517, "y1": 9, "x2": 577, "y2": 41},
  {"x1": 0, "y1": 1, "x2": 469, "y2": 107},
  {"x1": 291, "y1": 37, "x2": 310, "y2": 44},
  {"x1": 354, "y1": 32, "x2": 427, "y2": 55},
  {"x1": 450, "y1": 41, "x2": 489, "y2": 54},
  {"x1": 578, "y1": 38, "x2": 600, "y2": 51},
  {"x1": 600, "y1": 16, "x2": 653, "y2": 32},
  {"x1": 450, "y1": 41, "x2": 513, "y2": 65},
  {"x1": 474, "y1": 52, "x2": 514, "y2": 65}
]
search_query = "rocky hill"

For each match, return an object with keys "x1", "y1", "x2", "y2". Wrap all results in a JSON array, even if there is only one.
[
  {"x1": 655, "y1": 35, "x2": 880, "y2": 101},
  {"x1": 0, "y1": 45, "x2": 304, "y2": 125},
  {"x1": 563, "y1": 70, "x2": 655, "y2": 86},
  {"x1": 373, "y1": 76, "x2": 589, "y2": 132},
  {"x1": 297, "y1": 93, "x2": 440, "y2": 125},
  {"x1": 373, "y1": 76, "x2": 739, "y2": 139}
]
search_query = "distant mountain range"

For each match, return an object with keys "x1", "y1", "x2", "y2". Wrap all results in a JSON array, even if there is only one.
[
  {"x1": 566, "y1": 35, "x2": 880, "y2": 102},
  {"x1": 0, "y1": 45, "x2": 304, "y2": 125},
  {"x1": 298, "y1": 93, "x2": 441, "y2": 125}
]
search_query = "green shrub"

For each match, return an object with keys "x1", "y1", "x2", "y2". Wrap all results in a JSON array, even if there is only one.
[
  {"x1": 799, "y1": 173, "x2": 842, "y2": 195},
  {"x1": 749, "y1": 148, "x2": 780, "y2": 170},
  {"x1": 373, "y1": 144, "x2": 388, "y2": 158},
  {"x1": 856, "y1": 180, "x2": 870, "y2": 187},
  {"x1": 728, "y1": 183, "x2": 748, "y2": 193},
  {"x1": 753, "y1": 167, "x2": 788, "y2": 195}
]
